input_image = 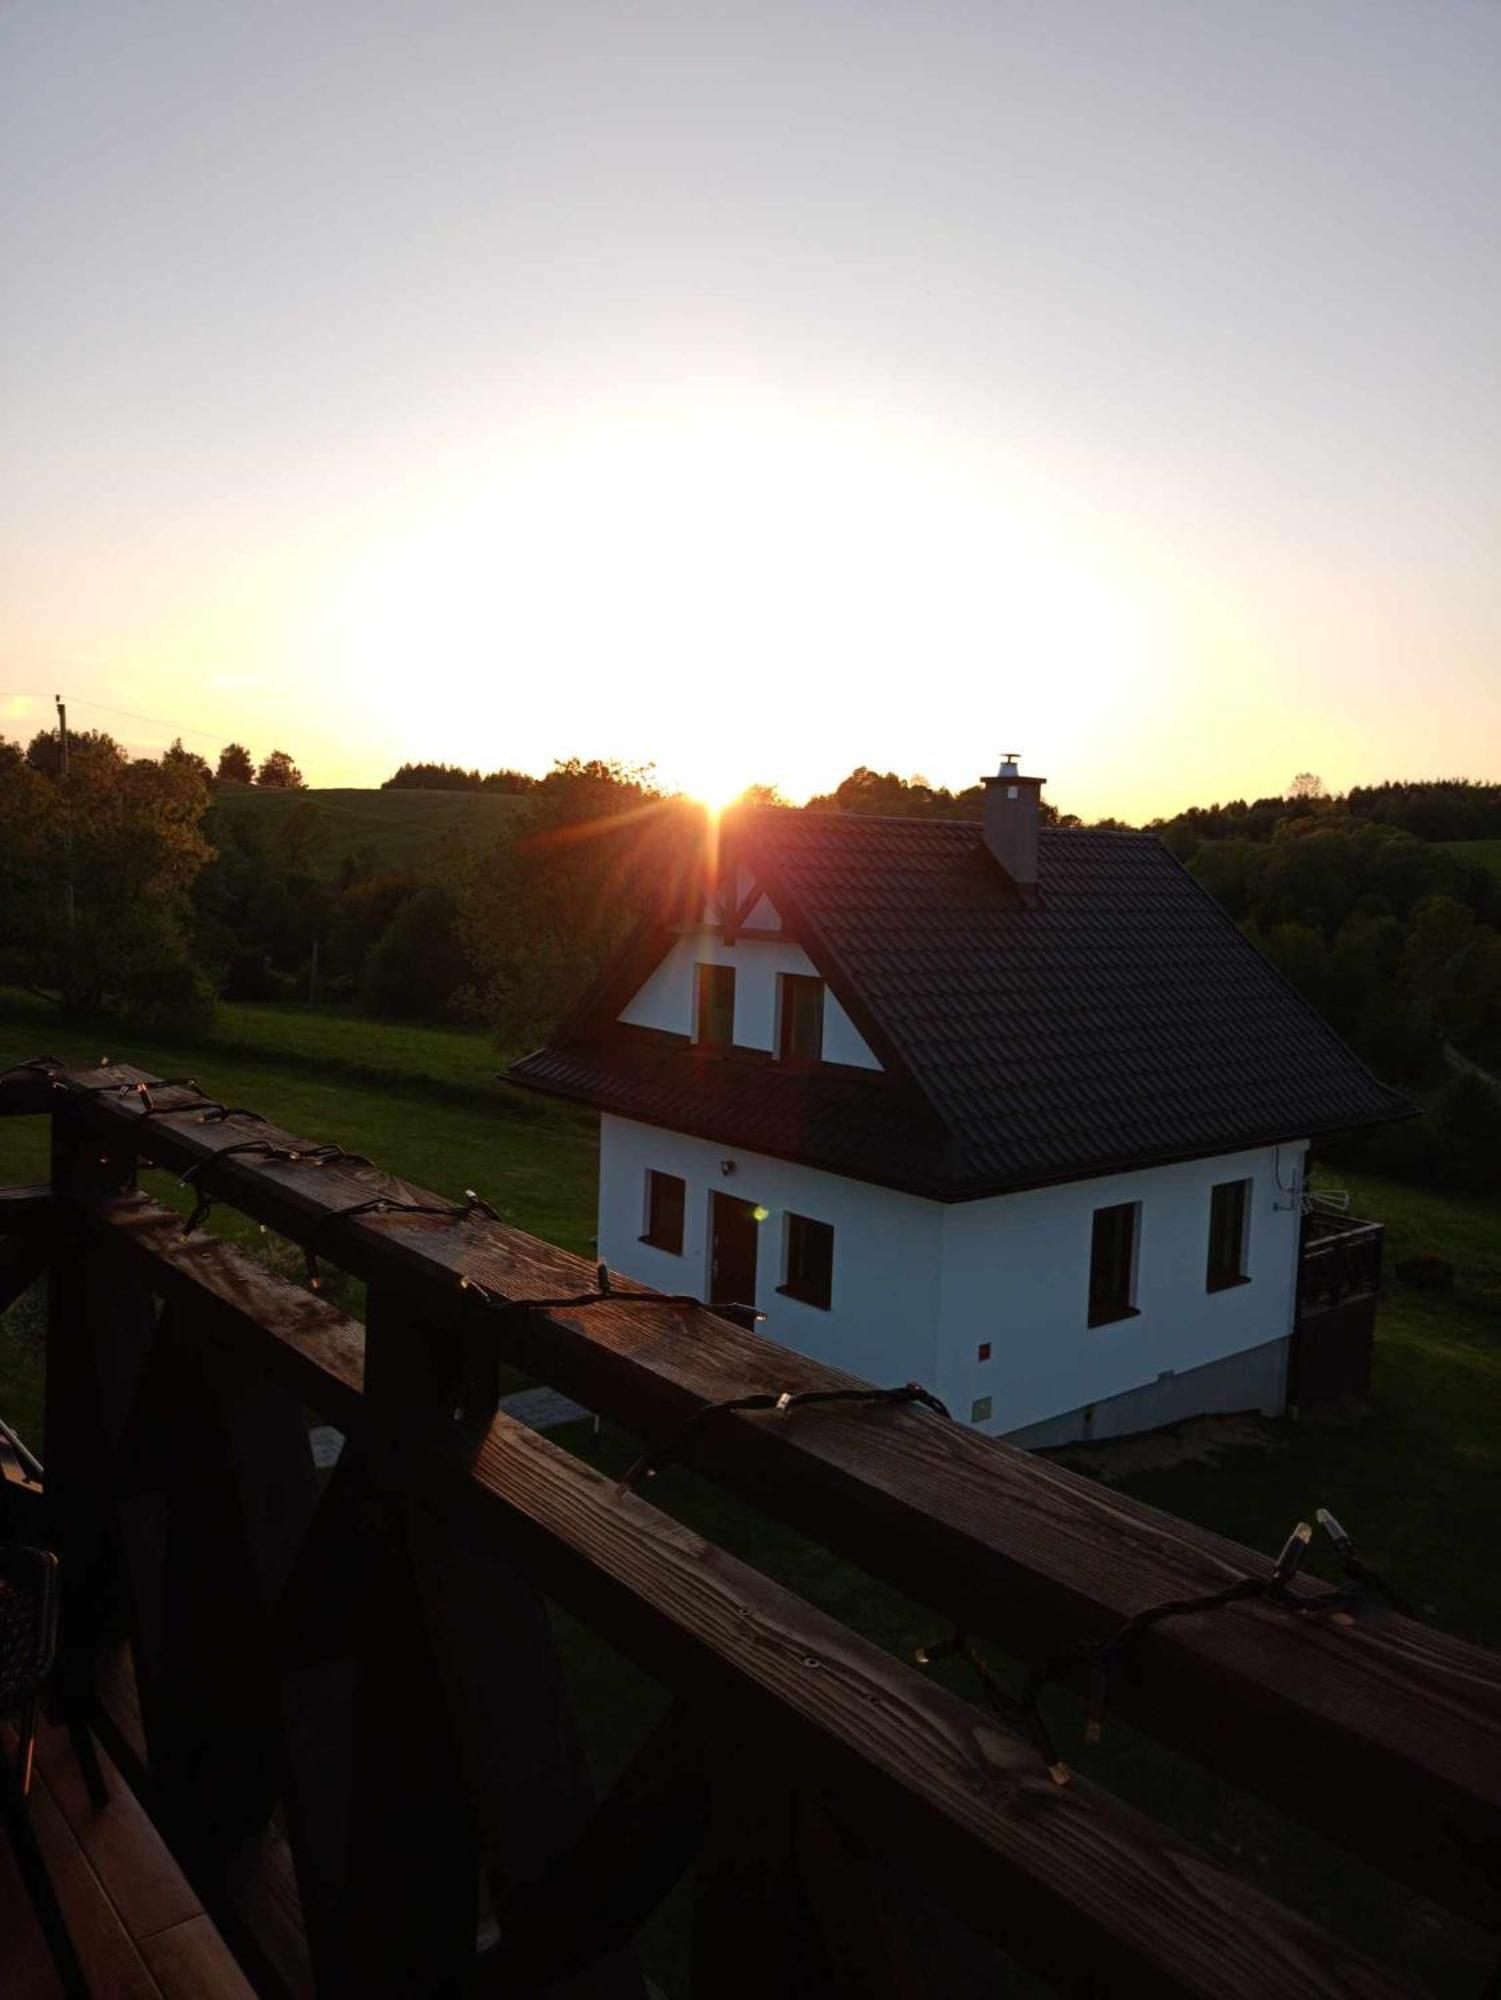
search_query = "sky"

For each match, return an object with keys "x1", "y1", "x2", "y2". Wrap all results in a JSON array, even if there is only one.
[{"x1": 2, "y1": 0, "x2": 1498, "y2": 822}]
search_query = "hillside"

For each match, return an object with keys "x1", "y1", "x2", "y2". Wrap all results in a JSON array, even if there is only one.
[{"x1": 209, "y1": 784, "x2": 530, "y2": 880}]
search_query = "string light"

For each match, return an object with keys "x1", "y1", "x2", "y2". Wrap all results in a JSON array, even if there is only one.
[
  {"x1": 919, "y1": 1511, "x2": 1405, "y2": 1777},
  {"x1": 618, "y1": 1379, "x2": 950, "y2": 1494},
  {"x1": 301, "y1": 1189, "x2": 501, "y2": 1289}
]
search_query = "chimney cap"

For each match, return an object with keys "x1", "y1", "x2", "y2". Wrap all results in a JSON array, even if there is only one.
[{"x1": 984, "y1": 754, "x2": 1044, "y2": 786}]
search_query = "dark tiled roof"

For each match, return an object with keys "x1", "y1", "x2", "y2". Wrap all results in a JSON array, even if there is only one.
[
  {"x1": 510, "y1": 1037, "x2": 951, "y2": 1192},
  {"x1": 507, "y1": 809, "x2": 1410, "y2": 1200}
]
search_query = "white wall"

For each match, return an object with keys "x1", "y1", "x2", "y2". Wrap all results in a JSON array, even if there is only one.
[
  {"x1": 599, "y1": 1116, "x2": 1307, "y2": 1435},
  {"x1": 937, "y1": 1143, "x2": 1308, "y2": 1433},
  {"x1": 617, "y1": 923, "x2": 881, "y2": 1070},
  {"x1": 597, "y1": 1114, "x2": 941, "y2": 1384}
]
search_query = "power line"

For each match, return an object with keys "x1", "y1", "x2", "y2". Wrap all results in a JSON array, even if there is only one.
[{"x1": 0, "y1": 690, "x2": 234, "y2": 747}]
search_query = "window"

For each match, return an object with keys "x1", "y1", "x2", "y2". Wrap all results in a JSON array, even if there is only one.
[
  {"x1": 780, "y1": 1212, "x2": 834, "y2": 1309},
  {"x1": 695, "y1": 964, "x2": 735, "y2": 1048},
  {"x1": 778, "y1": 974, "x2": 824, "y2": 1065},
  {"x1": 1088, "y1": 1201, "x2": 1139, "y2": 1326},
  {"x1": 641, "y1": 1170, "x2": 685, "y2": 1254},
  {"x1": 1207, "y1": 1178, "x2": 1251, "y2": 1291},
  {"x1": 977, "y1": 1342, "x2": 992, "y2": 1363},
  {"x1": 971, "y1": 1396, "x2": 993, "y2": 1424}
]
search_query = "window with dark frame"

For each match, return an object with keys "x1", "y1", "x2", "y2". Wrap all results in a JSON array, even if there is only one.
[
  {"x1": 695, "y1": 963, "x2": 736, "y2": 1048},
  {"x1": 1088, "y1": 1201, "x2": 1139, "y2": 1326},
  {"x1": 641, "y1": 1170, "x2": 686, "y2": 1254},
  {"x1": 1207, "y1": 1178, "x2": 1251, "y2": 1291},
  {"x1": 778, "y1": 973, "x2": 824, "y2": 1065},
  {"x1": 780, "y1": 1212, "x2": 834, "y2": 1309}
]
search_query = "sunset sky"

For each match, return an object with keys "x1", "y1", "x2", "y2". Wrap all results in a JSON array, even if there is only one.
[{"x1": 3, "y1": 0, "x2": 1497, "y2": 822}]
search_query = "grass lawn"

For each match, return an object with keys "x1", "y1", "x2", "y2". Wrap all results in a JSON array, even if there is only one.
[{"x1": 1, "y1": 1003, "x2": 1497, "y2": 1990}]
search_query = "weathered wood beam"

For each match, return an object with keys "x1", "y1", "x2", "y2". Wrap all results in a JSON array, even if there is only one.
[
  {"x1": 468, "y1": 1703, "x2": 709, "y2": 1993},
  {"x1": 0, "y1": 1187, "x2": 55, "y2": 1321},
  {"x1": 45, "y1": 1069, "x2": 1501, "y2": 1928},
  {"x1": 0, "y1": 1073, "x2": 63, "y2": 1117},
  {"x1": 58, "y1": 1185, "x2": 1419, "y2": 1996},
  {"x1": 0, "y1": 1184, "x2": 53, "y2": 1231},
  {"x1": 429, "y1": 1409, "x2": 1418, "y2": 1997}
]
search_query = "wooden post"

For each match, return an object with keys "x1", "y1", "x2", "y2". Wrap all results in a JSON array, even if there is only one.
[
  {"x1": 328, "y1": 1286, "x2": 483, "y2": 1994},
  {"x1": 691, "y1": 1748, "x2": 819, "y2": 1999},
  {"x1": 43, "y1": 1092, "x2": 144, "y2": 1718}
]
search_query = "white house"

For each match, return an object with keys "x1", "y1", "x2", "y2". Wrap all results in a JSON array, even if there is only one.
[{"x1": 508, "y1": 764, "x2": 1406, "y2": 1443}]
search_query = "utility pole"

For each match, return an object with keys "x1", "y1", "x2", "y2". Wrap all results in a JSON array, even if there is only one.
[{"x1": 57, "y1": 694, "x2": 76, "y2": 982}]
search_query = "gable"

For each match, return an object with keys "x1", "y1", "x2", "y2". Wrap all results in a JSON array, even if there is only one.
[{"x1": 616, "y1": 892, "x2": 881, "y2": 1070}]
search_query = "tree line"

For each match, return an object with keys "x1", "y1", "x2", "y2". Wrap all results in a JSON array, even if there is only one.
[
  {"x1": 381, "y1": 761, "x2": 536, "y2": 793},
  {"x1": 1, "y1": 738, "x2": 1496, "y2": 1188}
]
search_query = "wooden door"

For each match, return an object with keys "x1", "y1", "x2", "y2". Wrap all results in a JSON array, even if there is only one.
[{"x1": 710, "y1": 1192, "x2": 759, "y2": 1308}]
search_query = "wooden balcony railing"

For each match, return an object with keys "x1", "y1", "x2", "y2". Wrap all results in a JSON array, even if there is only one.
[
  {"x1": 1299, "y1": 1210, "x2": 1385, "y2": 1313},
  {"x1": 1293, "y1": 1211, "x2": 1386, "y2": 1406},
  {"x1": 0, "y1": 1060, "x2": 1497, "y2": 1996}
]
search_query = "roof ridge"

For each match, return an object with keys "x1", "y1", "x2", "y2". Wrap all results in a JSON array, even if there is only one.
[{"x1": 741, "y1": 806, "x2": 1158, "y2": 841}]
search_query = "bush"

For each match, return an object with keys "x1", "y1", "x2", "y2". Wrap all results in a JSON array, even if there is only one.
[{"x1": 360, "y1": 886, "x2": 470, "y2": 1019}]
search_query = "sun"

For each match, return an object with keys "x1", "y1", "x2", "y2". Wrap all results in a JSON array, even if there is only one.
[
  {"x1": 689, "y1": 772, "x2": 751, "y2": 814},
  {"x1": 670, "y1": 746, "x2": 766, "y2": 814}
]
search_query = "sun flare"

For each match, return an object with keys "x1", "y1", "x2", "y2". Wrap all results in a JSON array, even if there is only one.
[{"x1": 686, "y1": 770, "x2": 752, "y2": 814}]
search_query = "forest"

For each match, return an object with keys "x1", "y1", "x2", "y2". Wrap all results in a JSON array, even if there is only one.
[{"x1": 2, "y1": 728, "x2": 1498, "y2": 1190}]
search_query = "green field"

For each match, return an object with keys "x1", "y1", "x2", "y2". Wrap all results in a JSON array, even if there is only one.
[
  {"x1": 211, "y1": 783, "x2": 531, "y2": 880},
  {"x1": 1, "y1": 1002, "x2": 1498, "y2": 1989}
]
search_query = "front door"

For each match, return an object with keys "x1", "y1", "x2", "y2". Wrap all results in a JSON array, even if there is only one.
[{"x1": 710, "y1": 1191, "x2": 759, "y2": 1308}]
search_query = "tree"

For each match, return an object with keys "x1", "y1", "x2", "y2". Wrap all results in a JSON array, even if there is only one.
[
  {"x1": 383, "y1": 762, "x2": 481, "y2": 791},
  {"x1": 164, "y1": 737, "x2": 212, "y2": 784},
  {"x1": 1287, "y1": 772, "x2": 1328, "y2": 801},
  {"x1": 1401, "y1": 896, "x2": 1501, "y2": 1049},
  {"x1": 459, "y1": 758, "x2": 693, "y2": 1043},
  {"x1": 360, "y1": 885, "x2": 470, "y2": 1017},
  {"x1": 0, "y1": 738, "x2": 214, "y2": 1023},
  {"x1": 216, "y1": 742, "x2": 254, "y2": 784},
  {"x1": 26, "y1": 727, "x2": 123, "y2": 778},
  {"x1": 256, "y1": 748, "x2": 306, "y2": 789}
]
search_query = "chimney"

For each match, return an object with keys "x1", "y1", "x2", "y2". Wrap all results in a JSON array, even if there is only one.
[{"x1": 981, "y1": 752, "x2": 1045, "y2": 894}]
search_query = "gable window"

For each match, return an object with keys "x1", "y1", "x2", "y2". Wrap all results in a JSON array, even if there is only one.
[
  {"x1": 641, "y1": 1170, "x2": 686, "y2": 1254},
  {"x1": 778, "y1": 974, "x2": 824, "y2": 1065},
  {"x1": 779, "y1": 1212, "x2": 834, "y2": 1310},
  {"x1": 1089, "y1": 1201, "x2": 1139, "y2": 1327},
  {"x1": 1207, "y1": 1178, "x2": 1251, "y2": 1291},
  {"x1": 695, "y1": 963, "x2": 736, "y2": 1048}
]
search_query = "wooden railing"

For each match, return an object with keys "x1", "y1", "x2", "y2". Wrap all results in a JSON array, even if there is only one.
[
  {"x1": 0, "y1": 1060, "x2": 1498, "y2": 1996},
  {"x1": 1299, "y1": 1211, "x2": 1385, "y2": 1315}
]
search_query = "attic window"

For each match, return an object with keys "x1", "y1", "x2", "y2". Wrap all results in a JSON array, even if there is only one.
[
  {"x1": 778, "y1": 974, "x2": 824, "y2": 1064},
  {"x1": 695, "y1": 964, "x2": 735, "y2": 1049}
]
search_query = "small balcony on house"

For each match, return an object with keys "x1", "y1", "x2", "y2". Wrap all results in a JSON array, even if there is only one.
[{"x1": 1290, "y1": 1205, "x2": 1385, "y2": 1408}]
